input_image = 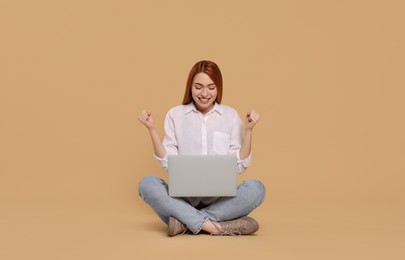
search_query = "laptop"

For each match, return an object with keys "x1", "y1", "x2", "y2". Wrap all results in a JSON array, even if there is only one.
[{"x1": 168, "y1": 154, "x2": 237, "y2": 197}]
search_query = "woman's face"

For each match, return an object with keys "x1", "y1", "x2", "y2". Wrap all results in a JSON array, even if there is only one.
[{"x1": 191, "y1": 72, "x2": 218, "y2": 114}]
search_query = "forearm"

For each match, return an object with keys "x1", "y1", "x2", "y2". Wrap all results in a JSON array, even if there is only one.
[
  {"x1": 148, "y1": 128, "x2": 167, "y2": 158},
  {"x1": 239, "y1": 129, "x2": 252, "y2": 160}
]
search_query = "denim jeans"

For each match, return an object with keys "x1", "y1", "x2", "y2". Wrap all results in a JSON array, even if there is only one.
[{"x1": 138, "y1": 175, "x2": 266, "y2": 234}]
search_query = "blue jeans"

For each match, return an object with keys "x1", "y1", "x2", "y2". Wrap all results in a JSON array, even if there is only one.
[{"x1": 138, "y1": 175, "x2": 266, "y2": 234}]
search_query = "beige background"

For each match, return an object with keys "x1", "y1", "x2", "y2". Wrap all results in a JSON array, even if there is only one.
[{"x1": 1, "y1": 0, "x2": 404, "y2": 259}]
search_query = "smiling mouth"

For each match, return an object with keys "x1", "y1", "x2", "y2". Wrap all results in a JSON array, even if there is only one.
[{"x1": 198, "y1": 97, "x2": 211, "y2": 104}]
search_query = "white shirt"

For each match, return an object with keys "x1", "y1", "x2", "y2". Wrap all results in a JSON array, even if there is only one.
[{"x1": 154, "y1": 102, "x2": 252, "y2": 174}]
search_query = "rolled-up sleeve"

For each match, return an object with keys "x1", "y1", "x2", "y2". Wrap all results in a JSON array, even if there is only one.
[
  {"x1": 236, "y1": 149, "x2": 252, "y2": 173},
  {"x1": 153, "y1": 152, "x2": 168, "y2": 171}
]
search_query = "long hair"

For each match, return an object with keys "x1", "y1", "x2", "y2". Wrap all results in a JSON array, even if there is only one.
[{"x1": 182, "y1": 60, "x2": 223, "y2": 105}]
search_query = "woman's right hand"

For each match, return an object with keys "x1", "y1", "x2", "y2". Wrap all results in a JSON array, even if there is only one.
[{"x1": 138, "y1": 110, "x2": 155, "y2": 130}]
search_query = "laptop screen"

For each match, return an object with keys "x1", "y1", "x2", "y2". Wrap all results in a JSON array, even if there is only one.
[{"x1": 168, "y1": 155, "x2": 237, "y2": 197}]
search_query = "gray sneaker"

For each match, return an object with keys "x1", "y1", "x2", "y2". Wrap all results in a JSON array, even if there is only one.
[
  {"x1": 216, "y1": 216, "x2": 259, "y2": 236},
  {"x1": 168, "y1": 217, "x2": 188, "y2": 237}
]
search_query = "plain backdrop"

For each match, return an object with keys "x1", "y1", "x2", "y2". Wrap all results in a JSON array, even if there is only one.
[{"x1": 1, "y1": 1, "x2": 404, "y2": 259}]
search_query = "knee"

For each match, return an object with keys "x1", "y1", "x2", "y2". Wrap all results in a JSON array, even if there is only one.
[
  {"x1": 243, "y1": 179, "x2": 266, "y2": 203},
  {"x1": 138, "y1": 175, "x2": 163, "y2": 199}
]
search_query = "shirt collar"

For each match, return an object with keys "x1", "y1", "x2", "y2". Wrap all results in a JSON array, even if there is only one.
[{"x1": 185, "y1": 102, "x2": 223, "y2": 116}]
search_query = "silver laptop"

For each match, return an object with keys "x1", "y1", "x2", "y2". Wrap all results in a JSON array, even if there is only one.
[{"x1": 168, "y1": 155, "x2": 237, "y2": 197}]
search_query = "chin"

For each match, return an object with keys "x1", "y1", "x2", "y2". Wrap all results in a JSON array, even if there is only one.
[{"x1": 200, "y1": 102, "x2": 213, "y2": 108}]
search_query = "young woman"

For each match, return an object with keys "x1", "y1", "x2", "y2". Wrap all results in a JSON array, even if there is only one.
[{"x1": 138, "y1": 60, "x2": 265, "y2": 236}]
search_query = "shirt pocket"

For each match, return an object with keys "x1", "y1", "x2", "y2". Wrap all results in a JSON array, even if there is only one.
[{"x1": 213, "y1": 131, "x2": 231, "y2": 155}]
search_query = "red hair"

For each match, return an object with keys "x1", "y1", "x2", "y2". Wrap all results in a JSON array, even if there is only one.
[{"x1": 182, "y1": 60, "x2": 223, "y2": 105}]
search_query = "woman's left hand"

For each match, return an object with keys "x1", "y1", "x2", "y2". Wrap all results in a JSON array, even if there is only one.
[{"x1": 245, "y1": 109, "x2": 260, "y2": 130}]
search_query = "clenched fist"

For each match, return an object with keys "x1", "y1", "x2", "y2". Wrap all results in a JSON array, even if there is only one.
[
  {"x1": 138, "y1": 110, "x2": 155, "y2": 130},
  {"x1": 245, "y1": 109, "x2": 260, "y2": 130}
]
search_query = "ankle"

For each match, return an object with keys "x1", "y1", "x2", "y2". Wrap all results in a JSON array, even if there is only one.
[{"x1": 202, "y1": 220, "x2": 222, "y2": 234}]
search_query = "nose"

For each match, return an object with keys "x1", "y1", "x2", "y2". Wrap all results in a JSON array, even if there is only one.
[{"x1": 201, "y1": 87, "x2": 208, "y2": 97}]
